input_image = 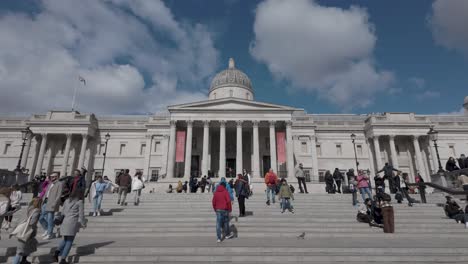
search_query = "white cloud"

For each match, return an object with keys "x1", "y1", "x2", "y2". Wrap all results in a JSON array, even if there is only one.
[
  {"x1": 437, "y1": 107, "x2": 465, "y2": 115},
  {"x1": 0, "y1": 0, "x2": 219, "y2": 115},
  {"x1": 418, "y1": 90, "x2": 441, "y2": 101},
  {"x1": 428, "y1": 0, "x2": 468, "y2": 54},
  {"x1": 408, "y1": 77, "x2": 426, "y2": 89},
  {"x1": 250, "y1": 0, "x2": 394, "y2": 110}
]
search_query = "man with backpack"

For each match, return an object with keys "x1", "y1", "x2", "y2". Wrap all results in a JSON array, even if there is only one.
[{"x1": 264, "y1": 169, "x2": 278, "y2": 206}]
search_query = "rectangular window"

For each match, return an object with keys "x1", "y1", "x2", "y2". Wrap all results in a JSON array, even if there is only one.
[
  {"x1": 316, "y1": 145, "x2": 322, "y2": 156},
  {"x1": 119, "y1": 143, "x2": 126, "y2": 155},
  {"x1": 303, "y1": 168, "x2": 311, "y2": 182},
  {"x1": 150, "y1": 168, "x2": 160, "y2": 182},
  {"x1": 154, "y1": 141, "x2": 161, "y2": 152},
  {"x1": 449, "y1": 145, "x2": 456, "y2": 157},
  {"x1": 356, "y1": 144, "x2": 363, "y2": 156},
  {"x1": 336, "y1": 144, "x2": 342, "y2": 156},
  {"x1": 318, "y1": 170, "x2": 325, "y2": 182},
  {"x1": 140, "y1": 144, "x2": 146, "y2": 155},
  {"x1": 301, "y1": 141, "x2": 307, "y2": 153},
  {"x1": 192, "y1": 137, "x2": 197, "y2": 150},
  {"x1": 98, "y1": 144, "x2": 105, "y2": 155},
  {"x1": 3, "y1": 143, "x2": 11, "y2": 155}
]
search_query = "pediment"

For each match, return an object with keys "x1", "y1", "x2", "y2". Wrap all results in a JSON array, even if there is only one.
[{"x1": 168, "y1": 98, "x2": 298, "y2": 112}]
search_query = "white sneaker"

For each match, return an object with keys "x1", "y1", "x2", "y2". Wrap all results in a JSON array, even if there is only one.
[
  {"x1": 43, "y1": 234, "x2": 54, "y2": 240},
  {"x1": 216, "y1": 239, "x2": 221, "y2": 243},
  {"x1": 41, "y1": 231, "x2": 48, "y2": 237},
  {"x1": 225, "y1": 233, "x2": 234, "y2": 239},
  {"x1": 97, "y1": 211, "x2": 101, "y2": 216},
  {"x1": 93, "y1": 212, "x2": 97, "y2": 217}
]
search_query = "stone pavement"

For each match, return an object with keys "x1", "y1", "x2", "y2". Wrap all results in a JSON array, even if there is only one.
[{"x1": 1, "y1": 191, "x2": 468, "y2": 263}]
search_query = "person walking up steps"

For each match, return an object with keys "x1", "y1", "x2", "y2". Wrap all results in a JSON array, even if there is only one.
[
  {"x1": 132, "y1": 172, "x2": 145, "y2": 206},
  {"x1": 278, "y1": 179, "x2": 294, "y2": 213},
  {"x1": 333, "y1": 168, "x2": 344, "y2": 193},
  {"x1": 39, "y1": 173, "x2": 63, "y2": 240},
  {"x1": 295, "y1": 163, "x2": 308, "y2": 194},
  {"x1": 234, "y1": 174, "x2": 249, "y2": 217},
  {"x1": 117, "y1": 169, "x2": 132, "y2": 206},
  {"x1": 264, "y1": 169, "x2": 278, "y2": 205},
  {"x1": 212, "y1": 181, "x2": 234, "y2": 243}
]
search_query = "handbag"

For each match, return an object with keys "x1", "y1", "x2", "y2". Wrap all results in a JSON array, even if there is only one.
[{"x1": 10, "y1": 210, "x2": 35, "y2": 242}]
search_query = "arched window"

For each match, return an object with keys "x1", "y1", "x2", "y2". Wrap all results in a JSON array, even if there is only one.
[{"x1": 246, "y1": 93, "x2": 250, "y2": 100}]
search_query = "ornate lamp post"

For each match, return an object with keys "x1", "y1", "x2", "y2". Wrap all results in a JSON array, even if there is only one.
[
  {"x1": 101, "y1": 133, "x2": 111, "y2": 177},
  {"x1": 16, "y1": 127, "x2": 32, "y2": 172},
  {"x1": 427, "y1": 127, "x2": 444, "y2": 173},
  {"x1": 350, "y1": 133, "x2": 359, "y2": 172}
]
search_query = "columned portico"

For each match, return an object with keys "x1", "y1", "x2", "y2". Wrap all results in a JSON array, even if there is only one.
[
  {"x1": 219, "y1": 121, "x2": 226, "y2": 178},
  {"x1": 35, "y1": 133, "x2": 48, "y2": 176},
  {"x1": 412, "y1": 136, "x2": 427, "y2": 181},
  {"x1": 184, "y1": 120, "x2": 193, "y2": 179},
  {"x1": 167, "y1": 121, "x2": 177, "y2": 178},
  {"x1": 202, "y1": 121, "x2": 210, "y2": 177},
  {"x1": 60, "y1": 133, "x2": 72, "y2": 177},
  {"x1": 269, "y1": 121, "x2": 277, "y2": 173},
  {"x1": 252, "y1": 121, "x2": 260, "y2": 178},
  {"x1": 236, "y1": 121, "x2": 243, "y2": 175},
  {"x1": 286, "y1": 121, "x2": 294, "y2": 178},
  {"x1": 77, "y1": 134, "x2": 88, "y2": 169},
  {"x1": 373, "y1": 136, "x2": 383, "y2": 172},
  {"x1": 389, "y1": 135, "x2": 399, "y2": 168}
]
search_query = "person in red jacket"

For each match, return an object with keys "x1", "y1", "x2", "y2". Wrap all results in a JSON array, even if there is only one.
[
  {"x1": 264, "y1": 169, "x2": 278, "y2": 205},
  {"x1": 212, "y1": 182, "x2": 234, "y2": 243}
]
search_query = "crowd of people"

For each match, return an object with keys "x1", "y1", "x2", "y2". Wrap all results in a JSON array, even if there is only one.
[
  {"x1": 0, "y1": 167, "x2": 149, "y2": 264},
  {"x1": 445, "y1": 154, "x2": 468, "y2": 171}
]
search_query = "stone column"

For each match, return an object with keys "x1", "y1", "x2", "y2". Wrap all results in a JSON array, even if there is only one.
[
  {"x1": 373, "y1": 136, "x2": 383, "y2": 173},
  {"x1": 21, "y1": 136, "x2": 33, "y2": 169},
  {"x1": 60, "y1": 134, "x2": 72, "y2": 177},
  {"x1": 143, "y1": 134, "x2": 152, "y2": 180},
  {"x1": 366, "y1": 138, "x2": 375, "y2": 175},
  {"x1": 77, "y1": 134, "x2": 88, "y2": 169},
  {"x1": 202, "y1": 120, "x2": 210, "y2": 177},
  {"x1": 286, "y1": 121, "x2": 295, "y2": 178},
  {"x1": 236, "y1": 120, "x2": 243, "y2": 175},
  {"x1": 34, "y1": 133, "x2": 48, "y2": 176},
  {"x1": 184, "y1": 121, "x2": 193, "y2": 179},
  {"x1": 412, "y1": 136, "x2": 427, "y2": 182},
  {"x1": 311, "y1": 136, "x2": 319, "y2": 181},
  {"x1": 219, "y1": 121, "x2": 226, "y2": 178},
  {"x1": 428, "y1": 141, "x2": 438, "y2": 173},
  {"x1": 388, "y1": 135, "x2": 399, "y2": 169},
  {"x1": 252, "y1": 120, "x2": 260, "y2": 178},
  {"x1": 166, "y1": 121, "x2": 177, "y2": 178},
  {"x1": 28, "y1": 137, "x2": 39, "y2": 181},
  {"x1": 269, "y1": 121, "x2": 277, "y2": 173}
]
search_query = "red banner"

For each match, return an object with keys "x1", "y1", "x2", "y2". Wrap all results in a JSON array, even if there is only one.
[
  {"x1": 276, "y1": 131, "x2": 286, "y2": 163},
  {"x1": 175, "y1": 131, "x2": 186, "y2": 162}
]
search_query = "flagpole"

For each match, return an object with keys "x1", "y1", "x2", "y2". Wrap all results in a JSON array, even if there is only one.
[{"x1": 71, "y1": 78, "x2": 78, "y2": 112}]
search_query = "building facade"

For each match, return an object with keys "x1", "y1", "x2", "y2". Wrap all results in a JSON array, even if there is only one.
[{"x1": 1, "y1": 58, "x2": 468, "y2": 189}]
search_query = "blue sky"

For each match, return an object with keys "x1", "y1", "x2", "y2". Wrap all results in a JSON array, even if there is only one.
[{"x1": 0, "y1": 0, "x2": 467, "y2": 115}]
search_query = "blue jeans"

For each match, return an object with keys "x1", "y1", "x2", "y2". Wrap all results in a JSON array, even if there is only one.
[
  {"x1": 266, "y1": 186, "x2": 276, "y2": 203},
  {"x1": 39, "y1": 203, "x2": 54, "y2": 235},
  {"x1": 12, "y1": 254, "x2": 22, "y2": 264},
  {"x1": 58, "y1": 235, "x2": 75, "y2": 258},
  {"x1": 359, "y1": 187, "x2": 372, "y2": 202},
  {"x1": 215, "y1": 210, "x2": 230, "y2": 240},
  {"x1": 352, "y1": 191, "x2": 358, "y2": 206},
  {"x1": 281, "y1": 198, "x2": 293, "y2": 211},
  {"x1": 93, "y1": 192, "x2": 104, "y2": 213}
]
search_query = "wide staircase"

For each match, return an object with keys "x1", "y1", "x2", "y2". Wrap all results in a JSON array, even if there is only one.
[{"x1": 1, "y1": 191, "x2": 468, "y2": 263}]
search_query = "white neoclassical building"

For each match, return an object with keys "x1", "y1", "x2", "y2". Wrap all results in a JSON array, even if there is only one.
[{"x1": 1, "y1": 58, "x2": 468, "y2": 191}]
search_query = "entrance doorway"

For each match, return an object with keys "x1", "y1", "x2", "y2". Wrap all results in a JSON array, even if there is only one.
[
  {"x1": 191, "y1": 155, "x2": 200, "y2": 177},
  {"x1": 226, "y1": 158, "x2": 236, "y2": 178},
  {"x1": 262, "y1": 156, "x2": 271, "y2": 178}
]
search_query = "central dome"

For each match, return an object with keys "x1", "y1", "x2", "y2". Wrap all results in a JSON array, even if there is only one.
[{"x1": 209, "y1": 58, "x2": 254, "y2": 100}]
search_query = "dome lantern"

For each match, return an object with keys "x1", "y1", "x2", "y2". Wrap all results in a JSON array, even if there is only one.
[{"x1": 209, "y1": 58, "x2": 254, "y2": 100}]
